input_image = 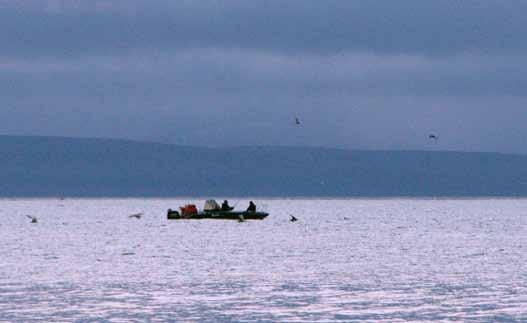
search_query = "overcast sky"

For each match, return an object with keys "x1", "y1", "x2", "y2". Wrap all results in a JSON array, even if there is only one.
[{"x1": 1, "y1": 0, "x2": 527, "y2": 153}]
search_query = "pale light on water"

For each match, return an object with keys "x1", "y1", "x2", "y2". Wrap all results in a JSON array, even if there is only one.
[{"x1": 1, "y1": 198, "x2": 526, "y2": 321}]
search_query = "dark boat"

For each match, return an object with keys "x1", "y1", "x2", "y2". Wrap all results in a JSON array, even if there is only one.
[{"x1": 167, "y1": 209, "x2": 269, "y2": 220}]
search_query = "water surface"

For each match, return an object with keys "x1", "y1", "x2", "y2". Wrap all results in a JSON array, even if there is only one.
[{"x1": 0, "y1": 198, "x2": 526, "y2": 321}]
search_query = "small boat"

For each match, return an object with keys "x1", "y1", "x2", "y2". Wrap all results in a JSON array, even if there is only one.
[
  {"x1": 167, "y1": 200, "x2": 269, "y2": 221},
  {"x1": 167, "y1": 209, "x2": 269, "y2": 220}
]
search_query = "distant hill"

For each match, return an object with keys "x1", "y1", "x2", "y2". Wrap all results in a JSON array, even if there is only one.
[{"x1": 1, "y1": 135, "x2": 527, "y2": 197}]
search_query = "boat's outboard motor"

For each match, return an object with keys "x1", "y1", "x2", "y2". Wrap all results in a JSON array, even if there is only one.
[{"x1": 167, "y1": 209, "x2": 180, "y2": 220}]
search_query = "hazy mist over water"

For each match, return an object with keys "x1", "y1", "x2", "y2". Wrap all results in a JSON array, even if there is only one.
[{"x1": 1, "y1": 198, "x2": 526, "y2": 321}]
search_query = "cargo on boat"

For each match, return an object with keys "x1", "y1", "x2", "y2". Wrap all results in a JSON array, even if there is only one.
[{"x1": 167, "y1": 200, "x2": 269, "y2": 221}]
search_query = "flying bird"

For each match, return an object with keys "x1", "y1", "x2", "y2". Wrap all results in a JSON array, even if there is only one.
[
  {"x1": 129, "y1": 213, "x2": 143, "y2": 219},
  {"x1": 290, "y1": 215, "x2": 298, "y2": 222},
  {"x1": 25, "y1": 215, "x2": 38, "y2": 223},
  {"x1": 428, "y1": 134, "x2": 438, "y2": 141},
  {"x1": 295, "y1": 117, "x2": 301, "y2": 125}
]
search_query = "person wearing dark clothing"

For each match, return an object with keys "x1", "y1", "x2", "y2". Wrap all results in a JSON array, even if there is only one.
[
  {"x1": 222, "y1": 200, "x2": 233, "y2": 211},
  {"x1": 247, "y1": 201, "x2": 256, "y2": 212}
]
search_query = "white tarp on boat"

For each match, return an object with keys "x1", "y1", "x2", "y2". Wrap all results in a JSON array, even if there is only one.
[{"x1": 204, "y1": 199, "x2": 220, "y2": 211}]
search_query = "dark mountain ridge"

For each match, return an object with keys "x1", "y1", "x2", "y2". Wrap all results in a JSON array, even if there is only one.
[{"x1": 1, "y1": 135, "x2": 527, "y2": 197}]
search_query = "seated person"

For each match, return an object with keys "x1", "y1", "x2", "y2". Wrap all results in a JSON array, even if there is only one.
[
  {"x1": 221, "y1": 200, "x2": 233, "y2": 211},
  {"x1": 246, "y1": 201, "x2": 256, "y2": 212}
]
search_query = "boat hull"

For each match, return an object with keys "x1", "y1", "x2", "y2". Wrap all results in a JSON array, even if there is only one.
[{"x1": 167, "y1": 210, "x2": 268, "y2": 220}]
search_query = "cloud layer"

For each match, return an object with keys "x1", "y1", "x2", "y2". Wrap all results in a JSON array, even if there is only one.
[{"x1": 1, "y1": 1, "x2": 526, "y2": 153}]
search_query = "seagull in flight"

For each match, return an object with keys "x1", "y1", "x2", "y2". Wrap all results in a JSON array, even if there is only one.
[
  {"x1": 25, "y1": 215, "x2": 38, "y2": 223},
  {"x1": 429, "y1": 134, "x2": 439, "y2": 141},
  {"x1": 129, "y1": 213, "x2": 143, "y2": 219}
]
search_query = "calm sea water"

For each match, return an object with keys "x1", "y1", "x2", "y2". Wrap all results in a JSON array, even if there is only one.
[{"x1": 0, "y1": 198, "x2": 526, "y2": 322}]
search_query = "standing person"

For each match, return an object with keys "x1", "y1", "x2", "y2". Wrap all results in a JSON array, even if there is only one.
[{"x1": 247, "y1": 201, "x2": 256, "y2": 212}]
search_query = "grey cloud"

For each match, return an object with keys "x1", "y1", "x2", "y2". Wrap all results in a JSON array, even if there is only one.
[
  {"x1": 2, "y1": 1, "x2": 527, "y2": 154},
  {"x1": 3, "y1": 50, "x2": 526, "y2": 98},
  {"x1": 1, "y1": 0, "x2": 527, "y2": 58},
  {"x1": 2, "y1": 49, "x2": 527, "y2": 153}
]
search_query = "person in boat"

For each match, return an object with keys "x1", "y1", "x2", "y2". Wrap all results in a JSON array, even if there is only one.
[
  {"x1": 247, "y1": 201, "x2": 256, "y2": 212},
  {"x1": 221, "y1": 200, "x2": 233, "y2": 211}
]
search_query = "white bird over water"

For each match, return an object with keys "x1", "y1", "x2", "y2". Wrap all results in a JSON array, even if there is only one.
[
  {"x1": 25, "y1": 215, "x2": 38, "y2": 223},
  {"x1": 129, "y1": 213, "x2": 143, "y2": 219}
]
